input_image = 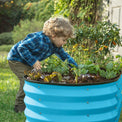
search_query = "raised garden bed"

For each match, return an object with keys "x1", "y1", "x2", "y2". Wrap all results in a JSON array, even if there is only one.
[{"x1": 23, "y1": 74, "x2": 122, "y2": 122}]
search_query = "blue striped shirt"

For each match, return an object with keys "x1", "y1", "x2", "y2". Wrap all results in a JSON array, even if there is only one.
[{"x1": 7, "y1": 31, "x2": 78, "y2": 67}]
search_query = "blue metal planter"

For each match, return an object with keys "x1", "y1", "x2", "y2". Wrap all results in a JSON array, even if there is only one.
[{"x1": 24, "y1": 75, "x2": 122, "y2": 122}]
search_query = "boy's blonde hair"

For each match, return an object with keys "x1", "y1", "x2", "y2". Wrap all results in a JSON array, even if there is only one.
[{"x1": 43, "y1": 17, "x2": 74, "y2": 38}]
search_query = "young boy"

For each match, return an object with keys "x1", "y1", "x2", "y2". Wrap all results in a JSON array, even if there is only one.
[{"x1": 7, "y1": 17, "x2": 78, "y2": 113}]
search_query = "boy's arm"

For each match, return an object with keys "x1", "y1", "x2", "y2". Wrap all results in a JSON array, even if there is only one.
[
  {"x1": 55, "y1": 47, "x2": 78, "y2": 67},
  {"x1": 17, "y1": 45, "x2": 37, "y2": 66}
]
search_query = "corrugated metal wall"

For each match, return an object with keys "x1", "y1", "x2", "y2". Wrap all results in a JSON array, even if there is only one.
[{"x1": 24, "y1": 75, "x2": 122, "y2": 122}]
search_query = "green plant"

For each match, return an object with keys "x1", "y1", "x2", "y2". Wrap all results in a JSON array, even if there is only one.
[
  {"x1": 71, "y1": 56, "x2": 122, "y2": 82},
  {"x1": 41, "y1": 55, "x2": 69, "y2": 75},
  {"x1": 69, "y1": 21, "x2": 122, "y2": 62},
  {"x1": 66, "y1": 21, "x2": 122, "y2": 81},
  {"x1": 99, "y1": 59, "x2": 122, "y2": 79}
]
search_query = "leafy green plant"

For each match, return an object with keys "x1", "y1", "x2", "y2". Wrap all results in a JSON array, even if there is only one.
[
  {"x1": 65, "y1": 21, "x2": 122, "y2": 81},
  {"x1": 41, "y1": 55, "x2": 69, "y2": 75},
  {"x1": 69, "y1": 21, "x2": 122, "y2": 63},
  {"x1": 99, "y1": 60, "x2": 122, "y2": 79}
]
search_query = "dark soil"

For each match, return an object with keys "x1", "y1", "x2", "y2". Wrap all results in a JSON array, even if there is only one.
[{"x1": 25, "y1": 73, "x2": 121, "y2": 85}]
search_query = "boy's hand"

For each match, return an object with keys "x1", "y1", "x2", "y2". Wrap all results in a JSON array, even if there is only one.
[{"x1": 33, "y1": 60, "x2": 41, "y2": 70}]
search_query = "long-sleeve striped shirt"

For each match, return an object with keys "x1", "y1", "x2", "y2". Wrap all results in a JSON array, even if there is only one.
[{"x1": 7, "y1": 31, "x2": 78, "y2": 67}]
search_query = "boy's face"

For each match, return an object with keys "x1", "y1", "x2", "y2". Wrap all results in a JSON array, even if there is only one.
[{"x1": 51, "y1": 36, "x2": 68, "y2": 47}]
